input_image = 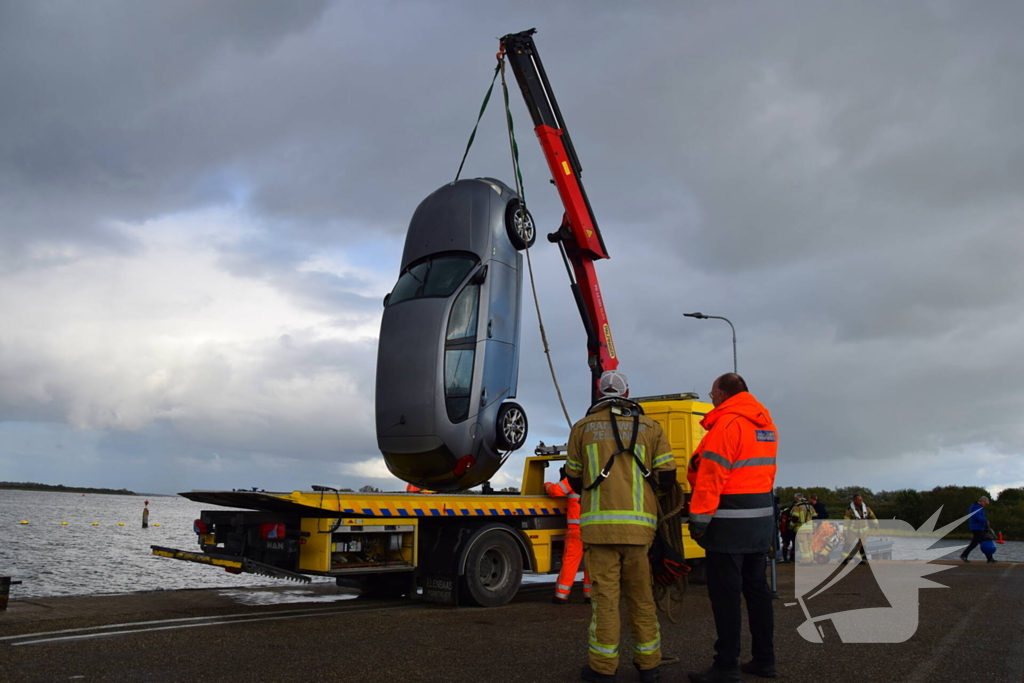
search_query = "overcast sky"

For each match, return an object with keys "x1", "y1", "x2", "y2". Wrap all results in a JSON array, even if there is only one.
[{"x1": 1, "y1": 1, "x2": 1021, "y2": 497}]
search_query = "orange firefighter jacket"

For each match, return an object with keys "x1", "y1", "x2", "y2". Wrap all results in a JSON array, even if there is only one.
[{"x1": 688, "y1": 391, "x2": 778, "y2": 554}]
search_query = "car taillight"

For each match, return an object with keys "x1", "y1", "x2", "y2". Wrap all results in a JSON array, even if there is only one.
[
  {"x1": 260, "y1": 522, "x2": 286, "y2": 539},
  {"x1": 453, "y1": 454, "x2": 476, "y2": 476},
  {"x1": 194, "y1": 520, "x2": 211, "y2": 534}
]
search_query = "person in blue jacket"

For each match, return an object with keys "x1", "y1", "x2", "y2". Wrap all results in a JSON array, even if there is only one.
[{"x1": 960, "y1": 496, "x2": 995, "y2": 563}]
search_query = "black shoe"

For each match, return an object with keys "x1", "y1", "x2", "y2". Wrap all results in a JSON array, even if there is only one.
[
  {"x1": 959, "y1": 555, "x2": 970, "y2": 563},
  {"x1": 581, "y1": 664, "x2": 616, "y2": 683},
  {"x1": 553, "y1": 596, "x2": 569, "y2": 605},
  {"x1": 987, "y1": 557, "x2": 997, "y2": 563},
  {"x1": 634, "y1": 662, "x2": 660, "y2": 682},
  {"x1": 687, "y1": 665, "x2": 741, "y2": 683},
  {"x1": 740, "y1": 660, "x2": 778, "y2": 678}
]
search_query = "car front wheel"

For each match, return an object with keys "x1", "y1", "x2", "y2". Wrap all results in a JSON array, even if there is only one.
[
  {"x1": 495, "y1": 402, "x2": 528, "y2": 451},
  {"x1": 504, "y1": 199, "x2": 536, "y2": 250}
]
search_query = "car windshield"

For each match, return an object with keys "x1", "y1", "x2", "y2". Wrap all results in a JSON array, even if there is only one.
[{"x1": 388, "y1": 254, "x2": 478, "y2": 306}]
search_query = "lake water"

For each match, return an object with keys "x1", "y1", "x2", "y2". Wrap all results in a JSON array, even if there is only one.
[
  {"x1": 2, "y1": 489, "x2": 1021, "y2": 600},
  {"x1": 0, "y1": 489, "x2": 334, "y2": 600}
]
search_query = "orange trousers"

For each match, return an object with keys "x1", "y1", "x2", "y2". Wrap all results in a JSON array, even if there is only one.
[{"x1": 554, "y1": 528, "x2": 591, "y2": 600}]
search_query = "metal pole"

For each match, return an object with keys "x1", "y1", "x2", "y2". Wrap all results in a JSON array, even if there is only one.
[{"x1": 683, "y1": 313, "x2": 738, "y2": 374}]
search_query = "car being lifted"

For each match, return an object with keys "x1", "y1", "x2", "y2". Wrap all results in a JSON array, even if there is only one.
[{"x1": 375, "y1": 177, "x2": 536, "y2": 492}]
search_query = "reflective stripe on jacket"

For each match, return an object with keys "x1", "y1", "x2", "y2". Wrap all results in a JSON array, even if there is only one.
[
  {"x1": 566, "y1": 400, "x2": 676, "y2": 545},
  {"x1": 545, "y1": 477, "x2": 581, "y2": 525},
  {"x1": 687, "y1": 391, "x2": 778, "y2": 554}
]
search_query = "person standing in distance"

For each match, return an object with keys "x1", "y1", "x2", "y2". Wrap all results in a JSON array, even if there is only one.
[
  {"x1": 960, "y1": 496, "x2": 995, "y2": 563},
  {"x1": 807, "y1": 494, "x2": 828, "y2": 520},
  {"x1": 687, "y1": 373, "x2": 778, "y2": 683},
  {"x1": 565, "y1": 370, "x2": 677, "y2": 683}
]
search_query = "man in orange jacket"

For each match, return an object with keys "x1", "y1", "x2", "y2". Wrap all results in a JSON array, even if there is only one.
[
  {"x1": 545, "y1": 467, "x2": 592, "y2": 604},
  {"x1": 687, "y1": 374, "x2": 778, "y2": 683}
]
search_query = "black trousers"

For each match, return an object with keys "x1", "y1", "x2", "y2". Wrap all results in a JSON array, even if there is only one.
[
  {"x1": 705, "y1": 551, "x2": 775, "y2": 669},
  {"x1": 963, "y1": 529, "x2": 992, "y2": 559}
]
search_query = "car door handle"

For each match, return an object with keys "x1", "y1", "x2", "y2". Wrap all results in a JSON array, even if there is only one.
[
  {"x1": 480, "y1": 387, "x2": 487, "y2": 407},
  {"x1": 487, "y1": 320, "x2": 493, "y2": 338}
]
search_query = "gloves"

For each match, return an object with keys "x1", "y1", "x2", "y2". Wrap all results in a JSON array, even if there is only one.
[
  {"x1": 653, "y1": 557, "x2": 691, "y2": 587},
  {"x1": 688, "y1": 521, "x2": 708, "y2": 539},
  {"x1": 649, "y1": 535, "x2": 690, "y2": 587}
]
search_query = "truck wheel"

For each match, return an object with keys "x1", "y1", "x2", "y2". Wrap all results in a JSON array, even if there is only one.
[
  {"x1": 505, "y1": 199, "x2": 536, "y2": 250},
  {"x1": 461, "y1": 530, "x2": 523, "y2": 607}
]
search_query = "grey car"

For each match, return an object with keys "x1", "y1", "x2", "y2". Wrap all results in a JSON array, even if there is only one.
[{"x1": 375, "y1": 178, "x2": 536, "y2": 492}]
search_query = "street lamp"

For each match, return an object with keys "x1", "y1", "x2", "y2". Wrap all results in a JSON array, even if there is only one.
[{"x1": 684, "y1": 312, "x2": 737, "y2": 374}]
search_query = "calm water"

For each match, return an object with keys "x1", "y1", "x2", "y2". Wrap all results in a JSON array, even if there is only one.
[
  {"x1": 0, "y1": 489, "x2": 332, "y2": 600},
  {"x1": 3, "y1": 490, "x2": 1020, "y2": 601}
]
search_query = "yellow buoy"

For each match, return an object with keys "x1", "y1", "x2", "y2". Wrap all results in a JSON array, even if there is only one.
[
  {"x1": 153, "y1": 523, "x2": 160, "y2": 527},
  {"x1": 118, "y1": 522, "x2": 125, "y2": 526},
  {"x1": 61, "y1": 522, "x2": 68, "y2": 526},
  {"x1": 92, "y1": 522, "x2": 99, "y2": 526},
  {"x1": 20, "y1": 520, "x2": 29, "y2": 525}
]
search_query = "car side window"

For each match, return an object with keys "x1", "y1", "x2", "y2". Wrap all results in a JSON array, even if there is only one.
[
  {"x1": 446, "y1": 282, "x2": 479, "y2": 341},
  {"x1": 444, "y1": 283, "x2": 480, "y2": 422},
  {"x1": 387, "y1": 255, "x2": 477, "y2": 307}
]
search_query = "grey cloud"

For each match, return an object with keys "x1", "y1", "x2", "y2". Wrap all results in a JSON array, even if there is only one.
[{"x1": 4, "y1": 1, "x2": 1024, "y2": 494}]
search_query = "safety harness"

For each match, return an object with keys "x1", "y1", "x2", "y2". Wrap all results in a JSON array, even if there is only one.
[{"x1": 584, "y1": 400, "x2": 656, "y2": 493}]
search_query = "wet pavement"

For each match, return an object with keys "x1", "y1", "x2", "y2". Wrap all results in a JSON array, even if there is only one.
[{"x1": 1, "y1": 560, "x2": 1022, "y2": 682}]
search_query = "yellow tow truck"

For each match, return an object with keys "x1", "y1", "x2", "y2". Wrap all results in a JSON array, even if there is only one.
[{"x1": 152, "y1": 393, "x2": 709, "y2": 607}]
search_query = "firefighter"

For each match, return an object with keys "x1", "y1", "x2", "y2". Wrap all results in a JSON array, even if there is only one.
[
  {"x1": 544, "y1": 466, "x2": 591, "y2": 604},
  {"x1": 789, "y1": 493, "x2": 817, "y2": 564},
  {"x1": 687, "y1": 373, "x2": 778, "y2": 683},
  {"x1": 840, "y1": 493, "x2": 877, "y2": 564},
  {"x1": 565, "y1": 370, "x2": 676, "y2": 683}
]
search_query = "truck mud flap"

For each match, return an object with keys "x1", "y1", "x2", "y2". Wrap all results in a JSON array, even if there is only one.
[{"x1": 151, "y1": 545, "x2": 311, "y2": 584}]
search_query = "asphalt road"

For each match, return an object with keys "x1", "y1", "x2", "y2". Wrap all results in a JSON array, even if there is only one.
[{"x1": 1, "y1": 561, "x2": 1021, "y2": 682}]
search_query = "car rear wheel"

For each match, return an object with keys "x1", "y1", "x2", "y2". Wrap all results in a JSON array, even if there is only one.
[
  {"x1": 505, "y1": 199, "x2": 536, "y2": 250},
  {"x1": 495, "y1": 402, "x2": 528, "y2": 451}
]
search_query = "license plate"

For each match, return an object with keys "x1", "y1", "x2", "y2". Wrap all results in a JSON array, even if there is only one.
[{"x1": 200, "y1": 534, "x2": 216, "y2": 545}]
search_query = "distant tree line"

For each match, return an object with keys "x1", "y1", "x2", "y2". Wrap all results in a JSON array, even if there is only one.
[
  {"x1": 774, "y1": 485, "x2": 1024, "y2": 540},
  {"x1": 0, "y1": 482, "x2": 137, "y2": 495}
]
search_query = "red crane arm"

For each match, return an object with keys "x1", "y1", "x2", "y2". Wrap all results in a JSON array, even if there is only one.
[{"x1": 500, "y1": 29, "x2": 618, "y2": 404}]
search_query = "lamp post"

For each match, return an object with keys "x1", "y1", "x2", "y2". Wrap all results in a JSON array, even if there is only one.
[{"x1": 684, "y1": 312, "x2": 737, "y2": 374}]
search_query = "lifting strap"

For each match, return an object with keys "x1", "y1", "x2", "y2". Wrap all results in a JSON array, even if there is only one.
[
  {"x1": 453, "y1": 50, "x2": 573, "y2": 428},
  {"x1": 584, "y1": 408, "x2": 656, "y2": 492}
]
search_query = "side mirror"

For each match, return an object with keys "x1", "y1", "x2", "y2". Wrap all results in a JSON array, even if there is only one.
[
  {"x1": 382, "y1": 292, "x2": 391, "y2": 308},
  {"x1": 473, "y1": 264, "x2": 488, "y2": 285}
]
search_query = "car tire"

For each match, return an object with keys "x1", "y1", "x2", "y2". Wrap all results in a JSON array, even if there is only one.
[
  {"x1": 504, "y1": 199, "x2": 536, "y2": 250},
  {"x1": 461, "y1": 529, "x2": 523, "y2": 607},
  {"x1": 495, "y1": 402, "x2": 528, "y2": 451}
]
